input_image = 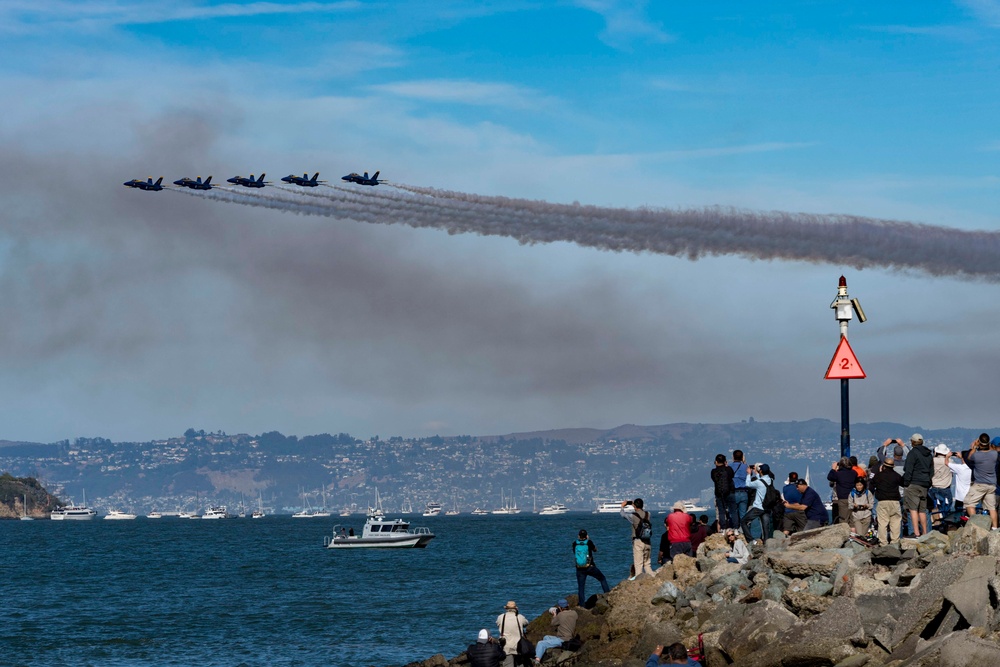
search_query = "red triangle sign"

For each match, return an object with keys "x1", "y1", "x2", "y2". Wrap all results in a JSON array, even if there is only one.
[{"x1": 824, "y1": 336, "x2": 866, "y2": 380}]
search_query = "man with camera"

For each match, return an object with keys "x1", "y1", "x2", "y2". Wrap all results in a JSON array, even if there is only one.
[
  {"x1": 533, "y1": 599, "x2": 578, "y2": 664},
  {"x1": 963, "y1": 433, "x2": 999, "y2": 530}
]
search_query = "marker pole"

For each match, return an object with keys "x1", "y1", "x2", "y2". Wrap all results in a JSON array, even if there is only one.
[{"x1": 841, "y1": 378, "x2": 850, "y2": 460}]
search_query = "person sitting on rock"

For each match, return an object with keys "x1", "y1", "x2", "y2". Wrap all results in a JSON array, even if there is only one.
[
  {"x1": 783, "y1": 479, "x2": 828, "y2": 531},
  {"x1": 848, "y1": 478, "x2": 874, "y2": 537},
  {"x1": 533, "y1": 599, "x2": 577, "y2": 664},
  {"x1": 781, "y1": 472, "x2": 806, "y2": 535},
  {"x1": 724, "y1": 528, "x2": 750, "y2": 564},
  {"x1": 467, "y1": 629, "x2": 504, "y2": 667}
]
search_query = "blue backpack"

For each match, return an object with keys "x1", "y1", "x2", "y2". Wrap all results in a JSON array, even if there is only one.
[{"x1": 573, "y1": 539, "x2": 592, "y2": 568}]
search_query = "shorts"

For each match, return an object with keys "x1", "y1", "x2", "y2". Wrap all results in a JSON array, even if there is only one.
[
  {"x1": 963, "y1": 483, "x2": 997, "y2": 510},
  {"x1": 903, "y1": 485, "x2": 927, "y2": 512}
]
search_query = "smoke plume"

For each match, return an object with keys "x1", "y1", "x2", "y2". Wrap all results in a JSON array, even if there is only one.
[{"x1": 179, "y1": 182, "x2": 1000, "y2": 281}]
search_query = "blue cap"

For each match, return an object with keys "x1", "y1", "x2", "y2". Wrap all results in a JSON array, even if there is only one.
[
  {"x1": 991, "y1": 437, "x2": 1000, "y2": 447},
  {"x1": 557, "y1": 598, "x2": 569, "y2": 608}
]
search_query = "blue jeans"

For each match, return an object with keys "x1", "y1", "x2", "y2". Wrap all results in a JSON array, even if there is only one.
[
  {"x1": 732, "y1": 489, "x2": 749, "y2": 526},
  {"x1": 576, "y1": 564, "x2": 610, "y2": 603},
  {"x1": 741, "y1": 507, "x2": 770, "y2": 542},
  {"x1": 535, "y1": 635, "x2": 563, "y2": 660},
  {"x1": 928, "y1": 487, "x2": 953, "y2": 515}
]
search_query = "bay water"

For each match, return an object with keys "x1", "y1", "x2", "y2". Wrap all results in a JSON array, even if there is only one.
[{"x1": 2, "y1": 512, "x2": 699, "y2": 666}]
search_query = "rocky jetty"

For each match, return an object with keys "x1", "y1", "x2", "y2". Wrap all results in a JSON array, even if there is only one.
[
  {"x1": 0, "y1": 473, "x2": 60, "y2": 518},
  {"x1": 402, "y1": 520, "x2": 1000, "y2": 667}
]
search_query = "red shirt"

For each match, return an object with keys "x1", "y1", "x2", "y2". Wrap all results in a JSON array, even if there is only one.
[{"x1": 666, "y1": 511, "x2": 692, "y2": 543}]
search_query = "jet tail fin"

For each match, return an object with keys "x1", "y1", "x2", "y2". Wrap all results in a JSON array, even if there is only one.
[
  {"x1": 204, "y1": 176, "x2": 212, "y2": 184},
  {"x1": 257, "y1": 173, "x2": 265, "y2": 183},
  {"x1": 312, "y1": 172, "x2": 320, "y2": 182},
  {"x1": 155, "y1": 177, "x2": 163, "y2": 185},
  {"x1": 371, "y1": 171, "x2": 379, "y2": 181}
]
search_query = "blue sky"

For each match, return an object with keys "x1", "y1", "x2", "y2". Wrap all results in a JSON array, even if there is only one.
[{"x1": 0, "y1": 1, "x2": 998, "y2": 442}]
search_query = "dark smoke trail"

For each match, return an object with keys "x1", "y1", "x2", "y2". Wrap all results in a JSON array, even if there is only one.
[{"x1": 186, "y1": 182, "x2": 1000, "y2": 282}]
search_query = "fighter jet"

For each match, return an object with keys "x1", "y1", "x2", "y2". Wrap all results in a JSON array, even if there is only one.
[
  {"x1": 123, "y1": 177, "x2": 164, "y2": 191},
  {"x1": 280, "y1": 172, "x2": 325, "y2": 187},
  {"x1": 173, "y1": 176, "x2": 214, "y2": 190},
  {"x1": 341, "y1": 170, "x2": 383, "y2": 186},
  {"x1": 226, "y1": 173, "x2": 270, "y2": 188}
]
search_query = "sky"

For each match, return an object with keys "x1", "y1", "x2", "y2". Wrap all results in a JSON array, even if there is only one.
[{"x1": 1, "y1": 0, "x2": 999, "y2": 443}]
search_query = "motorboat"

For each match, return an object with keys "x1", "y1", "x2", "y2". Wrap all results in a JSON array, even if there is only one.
[
  {"x1": 51, "y1": 497, "x2": 97, "y2": 520},
  {"x1": 324, "y1": 516, "x2": 435, "y2": 549},
  {"x1": 422, "y1": 502, "x2": 442, "y2": 517},
  {"x1": 538, "y1": 503, "x2": 569, "y2": 515},
  {"x1": 683, "y1": 501, "x2": 709, "y2": 513},
  {"x1": 147, "y1": 511, "x2": 163, "y2": 519},
  {"x1": 471, "y1": 508, "x2": 489, "y2": 515},
  {"x1": 595, "y1": 500, "x2": 631, "y2": 514},
  {"x1": 104, "y1": 510, "x2": 137, "y2": 520},
  {"x1": 202, "y1": 506, "x2": 230, "y2": 520}
]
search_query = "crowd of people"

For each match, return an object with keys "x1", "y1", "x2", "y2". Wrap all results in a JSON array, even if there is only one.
[{"x1": 467, "y1": 432, "x2": 1000, "y2": 666}]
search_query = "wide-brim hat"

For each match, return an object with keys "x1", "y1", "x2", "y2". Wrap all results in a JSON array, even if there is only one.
[
  {"x1": 504, "y1": 601, "x2": 518, "y2": 610},
  {"x1": 672, "y1": 501, "x2": 685, "y2": 511}
]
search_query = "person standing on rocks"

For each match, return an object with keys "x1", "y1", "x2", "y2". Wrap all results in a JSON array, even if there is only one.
[
  {"x1": 666, "y1": 501, "x2": 693, "y2": 557},
  {"x1": 871, "y1": 456, "x2": 904, "y2": 545},
  {"x1": 929, "y1": 444, "x2": 955, "y2": 528},
  {"x1": 827, "y1": 457, "x2": 858, "y2": 524},
  {"x1": 902, "y1": 433, "x2": 933, "y2": 537},
  {"x1": 711, "y1": 453, "x2": 736, "y2": 529},
  {"x1": 572, "y1": 529, "x2": 610, "y2": 604},
  {"x1": 730, "y1": 450, "x2": 750, "y2": 527},
  {"x1": 533, "y1": 599, "x2": 577, "y2": 664},
  {"x1": 467, "y1": 629, "x2": 504, "y2": 667},
  {"x1": 740, "y1": 463, "x2": 775, "y2": 543},
  {"x1": 783, "y1": 478, "x2": 828, "y2": 530},
  {"x1": 689, "y1": 513, "x2": 707, "y2": 554},
  {"x1": 950, "y1": 448, "x2": 973, "y2": 512},
  {"x1": 781, "y1": 472, "x2": 806, "y2": 535},
  {"x1": 496, "y1": 601, "x2": 529, "y2": 667},
  {"x1": 962, "y1": 433, "x2": 998, "y2": 529},
  {"x1": 622, "y1": 499, "x2": 655, "y2": 577},
  {"x1": 656, "y1": 516, "x2": 671, "y2": 565}
]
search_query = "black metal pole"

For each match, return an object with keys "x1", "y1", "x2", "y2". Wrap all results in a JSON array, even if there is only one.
[{"x1": 840, "y1": 378, "x2": 850, "y2": 459}]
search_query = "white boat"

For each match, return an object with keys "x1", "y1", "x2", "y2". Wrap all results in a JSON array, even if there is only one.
[
  {"x1": 51, "y1": 492, "x2": 97, "y2": 520},
  {"x1": 445, "y1": 508, "x2": 460, "y2": 516},
  {"x1": 471, "y1": 508, "x2": 489, "y2": 515},
  {"x1": 538, "y1": 503, "x2": 569, "y2": 515},
  {"x1": 683, "y1": 501, "x2": 709, "y2": 513},
  {"x1": 292, "y1": 489, "x2": 316, "y2": 518},
  {"x1": 252, "y1": 493, "x2": 265, "y2": 519},
  {"x1": 104, "y1": 510, "x2": 137, "y2": 520},
  {"x1": 491, "y1": 490, "x2": 521, "y2": 514},
  {"x1": 20, "y1": 494, "x2": 33, "y2": 521},
  {"x1": 324, "y1": 516, "x2": 435, "y2": 549},
  {"x1": 422, "y1": 502, "x2": 442, "y2": 517},
  {"x1": 367, "y1": 488, "x2": 386, "y2": 519},
  {"x1": 202, "y1": 506, "x2": 230, "y2": 519},
  {"x1": 180, "y1": 511, "x2": 201, "y2": 519},
  {"x1": 595, "y1": 500, "x2": 631, "y2": 514},
  {"x1": 339, "y1": 507, "x2": 353, "y2": 517},
  {"x1": 147, "y1": 511, "x2": 163, "y2": 519}
]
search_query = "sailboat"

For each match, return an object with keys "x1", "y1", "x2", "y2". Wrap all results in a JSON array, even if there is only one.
[
  {"x1": 20, "y1": 494, "x2": 33, "y2": 521},
  {"x1": 292, "y1": 488, "x2": 314, "y2": 518},
  {"x1": 367, "y1": 487, "x2": 386, "y2": 519},
  {"x1": 491, "y1": 489, "x2": 521, "y2": 515},
  {"x1": 445, "y1": 492, "x2": 460, "y2": 516},
  {"x1": 312, "y1": 487, "x2": 331, "y2": 517},
  {"x1": 252, "y1": 492, "x2": 265, "y2": 519}
]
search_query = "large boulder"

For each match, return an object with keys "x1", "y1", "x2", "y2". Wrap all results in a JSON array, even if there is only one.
[
  {"x1": 630, "y1": 620, "x2": 682, "y2": 659},
  {"x1": 737, "y1": 598, "x2": 865, "y2": 667},
  {"x1": 716, "y1": 600, "x2": 800, "y2": 663},
  {"x1": 766, "y1": 550, "x2": 845, "y2": 577},
  {"x1": 948, "y1": 521, "x2": 990, "y2": 556},
  {"x1": 943, "y1": 555, "x2": 998, "y2": 628},
  {"x1": 785, "y1": 523, "x2": 851, "y2": 551},
  {"x1": 893, "y1": 629, "x2": 1000, "y2": 666},
  {"x1": 884, "y1": 555, "x2": 972, "y2": 652}
]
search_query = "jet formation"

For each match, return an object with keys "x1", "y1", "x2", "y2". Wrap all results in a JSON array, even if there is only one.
[{"x1": 124, "y1": 170, "x2": 383, "y2": 191}]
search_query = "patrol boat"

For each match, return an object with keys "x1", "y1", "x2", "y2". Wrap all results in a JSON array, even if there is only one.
[{"x1": 324, "y1": 515, "x2": 435, "y2": 549}]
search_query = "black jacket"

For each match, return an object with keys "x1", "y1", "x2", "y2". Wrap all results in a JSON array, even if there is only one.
[
  {"x1": 827, "y1": 467, "x2": 858, "y2": 499},
  {"x1": 467, "y1": 641, "x2": 503, "y2": 667},
  {"x1": 903, "y1": 445, "x2": 933, "y2": 487},
  {"x1": 711, "y1": 465, "x2": 735, "y2": 497},
  {"x1": 871, "y1": 467, "x2": 904, "y2": 501}
]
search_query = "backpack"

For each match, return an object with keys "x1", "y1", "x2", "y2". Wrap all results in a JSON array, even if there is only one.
[
  {"x1": 636, "y1": 510, "x2": 652, "y2": 543},
  {"x1": 573, "y1": 539, "x2": 592, "y2": 568},
  {"x1": 762, "y1": 480, "x2": 781, "y2": 511}
]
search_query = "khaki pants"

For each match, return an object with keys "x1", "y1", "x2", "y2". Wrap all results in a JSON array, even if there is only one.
[
  {"x1": 851, "y1": 514, "x2": 871, "y2": 536},
  {"x1": 632, "y1": 539, "x2": 654, "y2": 575},
  {"x1": 877, "y1": 500, "x2": 902, "y2": 545}
]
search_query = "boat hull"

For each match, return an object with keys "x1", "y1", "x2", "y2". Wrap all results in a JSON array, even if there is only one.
[{"x1": 326, "y1": 534, "x2": 435, "y2": 549}]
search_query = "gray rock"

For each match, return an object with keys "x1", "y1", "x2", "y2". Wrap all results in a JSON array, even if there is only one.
[
  {"x1": 949, "y1": 521, "x2": 990, "y2": 555},
  {"x1": 807, "y1": 580, "x2": 834, "y2": 597},
  {"x1": 631, "y1": 621, "x2": 682, "y2": 659},
  {"x1": 870, "y1": 545, "x2": 903, "y2": 565},
  {"x1": 650, "y1": 581, "x2": 680, "y2": 605},
  {"x1": 968, "y1": 514, "x2": 993, "y2": 531},
  {"x1": 943, "y1": 555, "x2": 998, "y2": 628},
  {"x1": 855, "y1": 587, "x2": 910, "y2": 638},
  {"x1": 832, "y1": 655, "x2": 870, "y2": 667},
  {"x1": 766, "y1": 550, "x2": 845, "y2": 577},
  {"x1": 716, "y1": 600, "x2": 800, "y2": 663},
  {"x1": 785, "y1": 523, "x2": 852, "y2": 551},
  {"x1": 887, "y1": 555, "x2": 971, "y2": 651}
]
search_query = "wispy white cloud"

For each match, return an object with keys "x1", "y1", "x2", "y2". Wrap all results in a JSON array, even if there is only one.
[
  {"x1": 0, "y1": 0, "x2": 359, "y2": 33},
  {"x1": 573, "y1": 0, "x2": 672, "y2": 49},
  {"x1": 369, "y1": 79, "x2": 556, "y2": 111},
  {"x1": 959, "y1": 0, "x2": 1000, "y2": 27}
]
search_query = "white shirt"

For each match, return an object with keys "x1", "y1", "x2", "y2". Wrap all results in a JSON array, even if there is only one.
[{"x1": 948, "y1": 458, "x2": 972, "y2": 502}]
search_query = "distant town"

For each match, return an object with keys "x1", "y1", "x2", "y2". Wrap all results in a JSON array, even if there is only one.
[{"x1": 0, "y1": 419, "x2": 992, "y2": 515}]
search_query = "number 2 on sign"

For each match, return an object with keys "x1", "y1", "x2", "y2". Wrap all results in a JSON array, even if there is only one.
[{"x1": 840, "y1": 358, "x2": 852, "y2": 370}]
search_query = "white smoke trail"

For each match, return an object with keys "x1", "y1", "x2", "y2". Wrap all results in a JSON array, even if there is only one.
[{"x1": 186, "y1": 182, "x2": 1000, "y2": 282}]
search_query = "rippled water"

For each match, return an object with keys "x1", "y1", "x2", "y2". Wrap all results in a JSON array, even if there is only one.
[{"x1": 1, "y1": 513, "x2": 659, "y2": 667}]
